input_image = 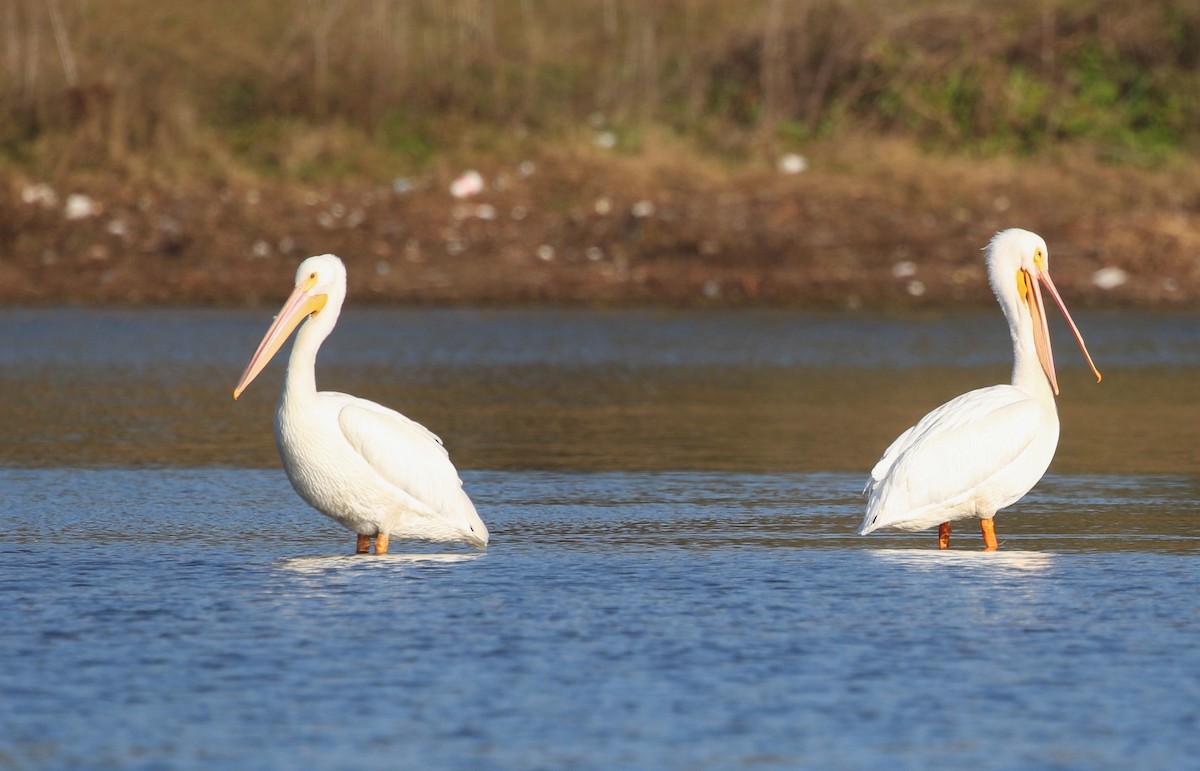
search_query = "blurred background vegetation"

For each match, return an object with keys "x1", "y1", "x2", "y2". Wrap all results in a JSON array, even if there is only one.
[
  {"x1": 3, "y1": 0, "x2": 1198, "y2": 177},
  {"x1": 0, "y1": 0, "x2": 1197, "y2": 307}
]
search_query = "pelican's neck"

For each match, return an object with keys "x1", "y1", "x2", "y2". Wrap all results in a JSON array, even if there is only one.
[
  {"x1": 282, "y1": 308, "x2": 337, "y2": 402},
  {"x1": 1005, "y1": 302, "x2": 1056, "y2": 405},
  {"x1": 985, "y1": 231, "x2": 1059, "y2": 406}
]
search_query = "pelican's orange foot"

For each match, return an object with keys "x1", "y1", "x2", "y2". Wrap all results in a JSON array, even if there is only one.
[
  {"x1": 355, "y1": 534, "x2": 372, "y2": 555},
  {"x1": 980, "y1": 518, "x2": 998, "y2": 551},
  {"x1": 374, "y1": 533, "x2": 390, "y2": 555},
  {"x1": 938, "y1": 522, "x2": 952, "y2": 550}
]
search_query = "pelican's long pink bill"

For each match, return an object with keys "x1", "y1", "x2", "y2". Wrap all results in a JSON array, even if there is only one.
[
  {"x1": 233, "y1": 276, "x2": 326, "y2": 399},
  {"x1": 1023, "y1": 268, "x2": 1058, "y2": 394},
  {"x1": 1037, "y1": 270, "x2": 1102, "y2": 386}
]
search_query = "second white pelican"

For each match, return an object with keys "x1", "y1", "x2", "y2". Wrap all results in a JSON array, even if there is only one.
[
  {"x1": 234, "y1": 254, "x2": 488, "y2": 554},
  {"x1": 859, "y1": 229, "x2": 1101, "y2": 549}
]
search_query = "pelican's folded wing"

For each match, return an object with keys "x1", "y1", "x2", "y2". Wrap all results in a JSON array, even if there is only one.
[
  {"x1": 860, "y1": 386, "x2": 1042, "y2": 533},
  {"x1": 336, "y1": 399, "x2": 474, "y2": 518}
]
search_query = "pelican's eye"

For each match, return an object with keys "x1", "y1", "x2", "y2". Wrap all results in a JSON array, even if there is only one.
[{"x1": 1033, "y1": 247, "x2": 1047, "y2": 272}]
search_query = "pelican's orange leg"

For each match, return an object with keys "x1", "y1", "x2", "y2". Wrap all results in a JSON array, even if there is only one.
[
  {"x1": 980, "y1": 518, "x2": 998, "y2": 551},
  {"x1": 938, "y1": 522, "x2": 952, "y2": 550},
  {"x1": 374, "y1": 533, "x2": 390, "y2": 555},
  {"x1": 355, "y1": 534, "x2": 372, "y2": 554}
]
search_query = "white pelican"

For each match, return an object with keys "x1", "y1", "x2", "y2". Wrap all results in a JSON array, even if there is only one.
[
  {"x1": 234, "y1": 254, "x2": 488, "y2": 554},
  {"x1": 859, "y1": 229, "x2": 1101, "y2": 549}
]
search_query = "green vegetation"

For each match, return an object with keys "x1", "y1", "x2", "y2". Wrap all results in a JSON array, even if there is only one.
[{"x1": 2, "y1": 0, "x2": 1198, "y2": 179}]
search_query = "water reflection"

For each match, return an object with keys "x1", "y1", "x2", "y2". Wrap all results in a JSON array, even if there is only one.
[
  {"x1": 867, "y1": 548, "x2": 1055, "y2": 572},
  {"x1": 0, "y1": 308, "x2": 1196, "y2": 474},
  {"x1": 278, "y1": 552, "x2": 483, "y2": 573}
]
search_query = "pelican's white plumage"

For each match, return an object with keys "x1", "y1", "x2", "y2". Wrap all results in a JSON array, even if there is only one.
[
  {"x1": 859, "y1": 229, "x2": 1100, "y2": 549},
  {"x1": 234, "y1": 254, "x2": 488, "y2": 554}
]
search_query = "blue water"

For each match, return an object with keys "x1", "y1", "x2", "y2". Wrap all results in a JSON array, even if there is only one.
[
  {"x1": 3, "y1": 469, "x2": 1199, "y2": 769},
  {"x1": 1, "y1": 309, "x2": 1198, "y2": 768}
]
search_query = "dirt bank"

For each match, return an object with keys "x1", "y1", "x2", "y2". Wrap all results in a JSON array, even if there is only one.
[{"x1": 2, "y1": 138, "x2": 1198, "y2": 309}]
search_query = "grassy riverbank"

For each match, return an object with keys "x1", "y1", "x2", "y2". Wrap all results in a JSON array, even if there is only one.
[{"x1": 2, "y1": 0, "x2": 1198, "y2": 307}]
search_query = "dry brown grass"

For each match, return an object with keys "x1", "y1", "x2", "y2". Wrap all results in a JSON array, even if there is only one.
[{"x1": 4, "y1": 0, "x2": 1198, "y2": 170}]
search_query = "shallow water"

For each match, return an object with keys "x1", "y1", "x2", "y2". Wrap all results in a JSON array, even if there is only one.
[{"x1": 1, "y1": 308, "x2": 1198, "y2": 769}]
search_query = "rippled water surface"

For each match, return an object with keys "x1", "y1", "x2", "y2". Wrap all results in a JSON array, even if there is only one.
[{"x1": 1, "y1": 308, "x2": 1198, "y2": 769}]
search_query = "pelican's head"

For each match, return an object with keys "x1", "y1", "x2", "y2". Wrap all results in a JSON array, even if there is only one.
[
  {"x1": 234, "y1": 254, "x2": 347, "y2": 399},
  {"x1": 292, "y1": 253, "x2": 347, "y2": 300},
  {"x1": 986, "y1": 229, "x2": 1101, "y2": 395}
]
